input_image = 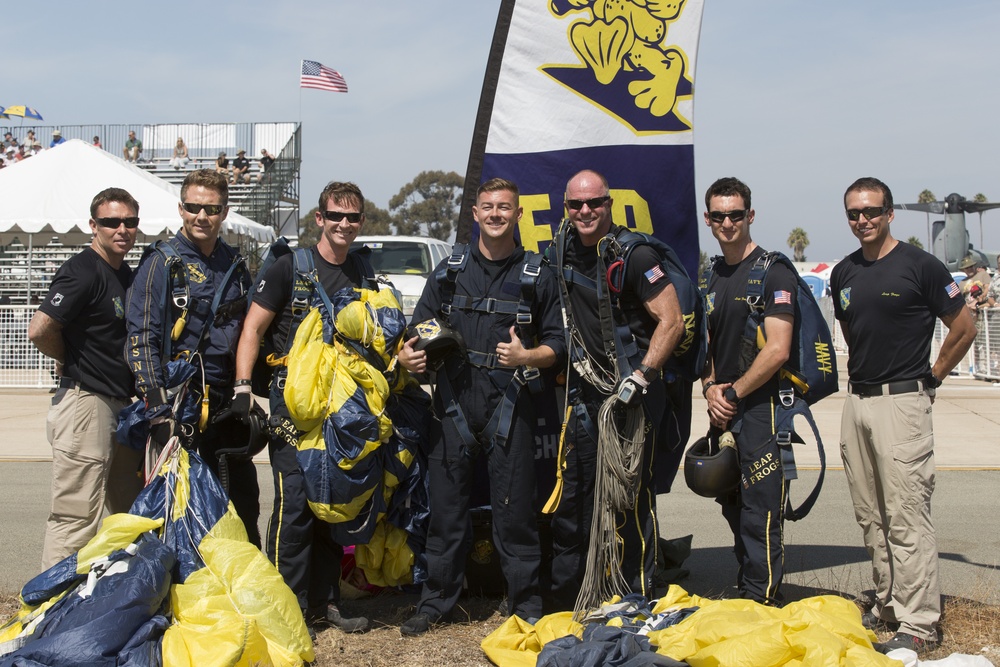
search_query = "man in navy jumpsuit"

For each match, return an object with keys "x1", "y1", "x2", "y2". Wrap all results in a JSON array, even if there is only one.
[
  {"x1": 235, "y1": 181, "x2": 372, "y2": 634},
  {"x1": 125, "y1": 169, "x2": 259, "y2": 545},
  {"x1": 700, "y1": 177, "x2": 796, "y2": 605},
  {"x1": 397, "y1": 177, "x2": 565, "y2": 636},
  {"x1": 548, "y1": 169, "x2": 684, "y2": 611}
]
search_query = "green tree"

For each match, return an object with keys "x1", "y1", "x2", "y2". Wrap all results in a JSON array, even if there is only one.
[
  {"x1": 786, "y1": 227, "x2": 809, "y2": 263},
  {"x1": 297, "y1": 207, "x2": 320, "y2": 247},
  {"x1": 974, "y1": 193, "x2": 988, "y2": 203},
  {"x1": 917, "y1": 189, "x2": 937, "y2": 203},
  {"x1": 389, "y1": 170, "x2": 464, "y2": 240},
  {"x1": 906, "y1": 236, "x2": 924, "y2": 250}
]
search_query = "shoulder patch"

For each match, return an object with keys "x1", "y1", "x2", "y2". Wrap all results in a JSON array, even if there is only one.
[{"x1": 839, "y1": 287, "x2": 851, "y2": 311}]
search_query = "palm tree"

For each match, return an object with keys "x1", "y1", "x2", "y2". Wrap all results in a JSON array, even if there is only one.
[
  {"x1": 787, "y1": 227, "x2": 809, "y2": 262},
  {"x1": 906, "y1": 236, "x2": 924, "y2": 250},
  {"x1": 973, "y1": 193, "x2": 988, "y2": 246}
]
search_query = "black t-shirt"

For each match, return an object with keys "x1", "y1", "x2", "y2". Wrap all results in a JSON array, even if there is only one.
[
  {"x1": 830, "y1": 241, "x2": 963, "y2": 384},
  {"x1": 39, "y1": 248, "x2": 133, "y2": 398},
  {"x1": 260, "y1": 155, "x2": 274, "y2": 171},
  {"x1": 253, "y1": 246, "x2": 363, "y2": 351},
  {"x1": 233, "y1": 156, "x2": 250, "y2": 171},
  {"x1": 563, "y1": 226, "x2": 671, "y2": 371},
  {"x1": 706, "y1": 246, "x2": 797, "y2": 385}
]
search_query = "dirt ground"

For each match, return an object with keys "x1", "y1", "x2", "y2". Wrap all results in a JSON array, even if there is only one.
[{"x1": 2, "y1": 589, "x2": 998, "y2": 665}]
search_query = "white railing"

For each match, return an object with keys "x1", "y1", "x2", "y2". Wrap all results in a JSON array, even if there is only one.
[{"x1": 0, "y1": 306, "x2": 57, "y2": 388}]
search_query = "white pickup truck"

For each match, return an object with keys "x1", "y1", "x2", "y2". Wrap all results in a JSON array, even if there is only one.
[{"x1": 351, "y1": 235, "x2": 452, "y2": 317}]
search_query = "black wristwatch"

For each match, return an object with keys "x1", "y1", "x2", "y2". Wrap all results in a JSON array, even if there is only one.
[
  {"x1": 702, "y1": 381, "x2": 716, "y2": 398},
  {"x1": 925, "y1": 373, "x2": 942, "y2": 389},
  {"x1": 638, "y1": 364, "x2": 659, "y2": 383},
  {"x1": 723, "y1": 386, "x2": 739, "y2": 404}
]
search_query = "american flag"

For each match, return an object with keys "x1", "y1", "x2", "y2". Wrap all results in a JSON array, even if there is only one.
[
  {"x1": 946, "y1": 281, "x2": 961, "y2": 299},
  {"x1": 300, "y1": 60, "x2": 348, "y2": 93},
  {"x1": 773, "y1": 290, "x2": 792, "y2": 305},
  {"x1": 644, "y1": 265, "x2": 665, "y2": 284}
]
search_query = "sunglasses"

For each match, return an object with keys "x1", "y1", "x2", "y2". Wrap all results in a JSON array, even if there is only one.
[
  {"x1": 322, "y1": 210, "x2": 363, "y2": 223},
  {"x1": 94, "y1": 217, "x2": 140, "y2": 229},
  {"x1": 708, "y1": 209, "x2": 747, "y2": 223},
  {"x1": 566, "y1": 196, "x2": 610, "y2": 211},
  {"x1": 846, "y1": 206, "x2": 888, "y2": 222},
  {"x1": 181, "y1": 202, "x2": 226, "y2": 216}
]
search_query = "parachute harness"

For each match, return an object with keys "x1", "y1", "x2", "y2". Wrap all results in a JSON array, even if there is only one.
[{"x1": 552, "y1": 221, "x2": 649, "y2": 618}]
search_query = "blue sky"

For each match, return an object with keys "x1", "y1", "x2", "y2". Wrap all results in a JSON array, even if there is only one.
[{"x1": 5, "y1": 1, "x2": 999, "y2": 261}]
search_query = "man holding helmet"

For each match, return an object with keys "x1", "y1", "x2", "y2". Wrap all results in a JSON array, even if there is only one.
[
  {"x1": 700, "y1": 177, "x2": 797, "y2": 605},
  {"x1": 396, "y1": 177, "x2": 564, "y2": 636}
]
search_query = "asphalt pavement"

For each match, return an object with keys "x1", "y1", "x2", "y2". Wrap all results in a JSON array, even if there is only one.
[{"x1": 1, "y1": 379, "x2": 998, "y2": 603}]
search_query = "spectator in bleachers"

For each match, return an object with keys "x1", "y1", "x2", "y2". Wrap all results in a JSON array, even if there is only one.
[
  {"x1": 92, "y1": 136, "x2": 102, "y2": 149},
  {"x1": 24, "y1": 130, "x2": 36, "y2": 147},
  {"x1": 29, "y1": 186, "x2": 145, "y2": 569},
  {"x1": 169, "y1": 137, "x2": 190, "y2": 171},
  {"x1": 215, "y1": 151, "x2": 229, "y2": 177},
  {"x1": 3, "y1": 146, "x2": 15, "y2": 167},
  {"x1": 50, "y1": 129, "x2": 67, "y2": 148},
  {"x1": 31, "y1": 141, "x2": 43, "y2": 156},
  {"x1": 123, "y1": 130, "x2": 142, "y2": 162},
  {"x1": 231, "y1": 149, "x2": 250, "y2": 184},
  {"x1": 3, "y1": 132, "x2": 15, "y2": 149},
  {"x1": 258, "y1": 149, "x2": 275, "y2": 182}
]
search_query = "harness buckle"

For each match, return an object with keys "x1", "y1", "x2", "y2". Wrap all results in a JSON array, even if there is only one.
[
  {"x1": 441, "y1": 303, "x2": 452, "y2": 316},
  {"x1": 521, "y1": 366, "x2": 541, "y2": 383},
  {"x1": 172, "y1": 292, "x2": 189, "y2": 309},
  {"x1": 522, "y1": 262, "x2": 541, "y2": 278},
  {"x1": 776, "y1": 430, "x2": 792, "y2": 447},
  {"x1": 516, "y1": 312, "x2": 533, "y2": 325},
  {"x1": 484, "y1": 297, "x2": 496, "y2": 313},
  {"x1": 779, "y1": 387, "x2": 795, "y2": 408}
]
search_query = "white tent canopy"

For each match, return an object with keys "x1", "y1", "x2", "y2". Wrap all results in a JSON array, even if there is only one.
[{"x1": 0, "y1": 139, "x2": 275, "y2": 245}]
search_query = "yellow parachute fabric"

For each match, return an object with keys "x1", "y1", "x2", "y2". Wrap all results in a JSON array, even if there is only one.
[
  {"x1": 480, "y1": 612, "x2": 582, "y2": 667},
  {"x1": 481, "y1": 586, "x2": 900, "y2": 667},
  {"x1": 162, "y1": 537, "x2": 314, "y2": 667},
  {"x1": 353, "y1": 520, "x2": 414, "y2": 587},
  {"x1": 283, "y1": 307, "x2": 338, "y2": 433}
]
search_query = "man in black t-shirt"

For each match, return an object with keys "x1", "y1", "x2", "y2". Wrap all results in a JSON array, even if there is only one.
[
  {"x1": 549, "y1": 169, "x2": 684, "y2": 611},
  {"x1": 830, "y1": 177, "x2": 976, "y2": 653},
  {"x1": 29, "y1": 187, "x2": 145, "y2": 569},
  {"x1": 700, "y1": 177, "x2": 796, "y2": 606},
  {"x1": 235, "y1": 181, "x2": 371, "y2": 635},
  {"x1": 231, "y1": 149, "x2": 251, "y2": 184}
]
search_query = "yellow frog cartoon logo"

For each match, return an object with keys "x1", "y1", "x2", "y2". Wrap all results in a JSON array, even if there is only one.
[{"x1": 544, "y1": 0, "x2": 694, "y2": 133}]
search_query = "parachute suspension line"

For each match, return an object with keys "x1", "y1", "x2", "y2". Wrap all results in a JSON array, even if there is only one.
[
  {"x1": 573, "y1": 397, "x2": 647, "y2": 619},
  {"x1": 568, "y1": 325, "x2": 617, "y2": 394}
]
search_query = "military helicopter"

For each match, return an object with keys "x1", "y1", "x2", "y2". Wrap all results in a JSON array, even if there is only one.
[{"x1": 894, "y1": 193, "x2": 1000, "y2": 271}]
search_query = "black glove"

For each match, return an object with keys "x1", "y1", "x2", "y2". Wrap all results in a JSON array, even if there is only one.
[
  {"x1": 149, "y1": 417, "x2": 177, "y2": 448},
  {"x1": 231, "y1": 391, "x2": 253, "y2": 422},
  {"x1": 615, "y1": 375, "x2": 646, "y2": 405}
]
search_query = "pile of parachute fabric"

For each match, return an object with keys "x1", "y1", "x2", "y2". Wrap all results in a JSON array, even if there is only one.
[
  {"x1": 283, "y1": 284, "x2": 431, "y2": 588},
  {"x1": 0, "y1": 445, "x2": 313, "y2": 666}
]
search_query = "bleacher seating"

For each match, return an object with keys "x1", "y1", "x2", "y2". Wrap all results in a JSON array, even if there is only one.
[{"x1": 137, "y1": 156, "x2": 265, "y2": 211}]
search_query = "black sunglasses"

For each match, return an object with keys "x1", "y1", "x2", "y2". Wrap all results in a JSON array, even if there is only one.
[
  {"x1": 708, "y1": 209, "x2": 747, "y2": 223},
  {"x1": 181, "y1": 202, "x2": 226, "y2": 216},
  {"x1": 566, "y1": 196, "x2": 610, "y2": 211},
  {"x1": 846, "y1": 206, "x2": 888, "y2": 222},
  {"x1": 322, "y1": 210, "x2": 363, "y2": 223},
  {"x1": 94, "y1": 217, "x2": 140, "y2": 229}
]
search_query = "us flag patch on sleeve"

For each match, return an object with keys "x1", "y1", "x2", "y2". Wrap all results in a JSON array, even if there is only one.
[
  {"x1": 946, "y1": 282, "x2": 960, "y2": 299},
  {"x1": 644, "y1": 266, "x2": 665, "y2": 284},
  {"x1": 773, "y1": 290, "x2": 792, "y2": 305}
]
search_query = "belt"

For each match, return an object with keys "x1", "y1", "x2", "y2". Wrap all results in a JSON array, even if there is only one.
[
  {"x1": 848, "y1": 379, "x2": 926, "y2": 397},
  {"x1": 58, "y1": 377, "x2": 129, "y2": 402}
]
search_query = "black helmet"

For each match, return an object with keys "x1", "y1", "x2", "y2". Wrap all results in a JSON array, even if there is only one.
[
  {"x1": 410, "y1": 318, "x2": 466, "y2": 368},
  {"x1": 215, "y1": 403, "x2": 269, "y2": 461},
  {"x1": 684, "y1": 433, "x2": 740, "y2": 498}
]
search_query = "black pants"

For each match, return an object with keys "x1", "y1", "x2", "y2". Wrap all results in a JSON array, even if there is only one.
[
  {"x1": 718, "y1": 394, "x2": 786, "y2": 605},
  {"x1": 189, "y1": 386, "x2": 261, "y2": 547},
  {"x1": 417, "y1": 391, "x2": 542, "y2": 621},
  {"x1": 265, "y1": 420, "x2": 344, "y2": 613},
  {"x1": 548, "y1": 383, "x2": 661, "y2": 611}
]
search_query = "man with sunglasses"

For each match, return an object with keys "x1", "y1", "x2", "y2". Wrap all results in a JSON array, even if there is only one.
[
  {"x1": 233, "y1": 181, "x2": 373, "y2": 635},
  {"x1": 700, "y1": 177, "x2": 797, "y2": 606},
  {"x1": 125, "y1": 169, "x2": 260, "y2": 544},
  {"x1": 30, "y1": 187, "x2": 145, "y2": 568},
  {"x1": 548, "y1": 169, "x2": 684, "y2": 611},
  {"x1": 830, "y1": 177, "x2": 975, "y2": 654}
]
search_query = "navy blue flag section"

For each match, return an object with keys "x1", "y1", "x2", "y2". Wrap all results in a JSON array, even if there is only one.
[{"x1": 458, "y1": 0, "x2": 705, "y2": 278}]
